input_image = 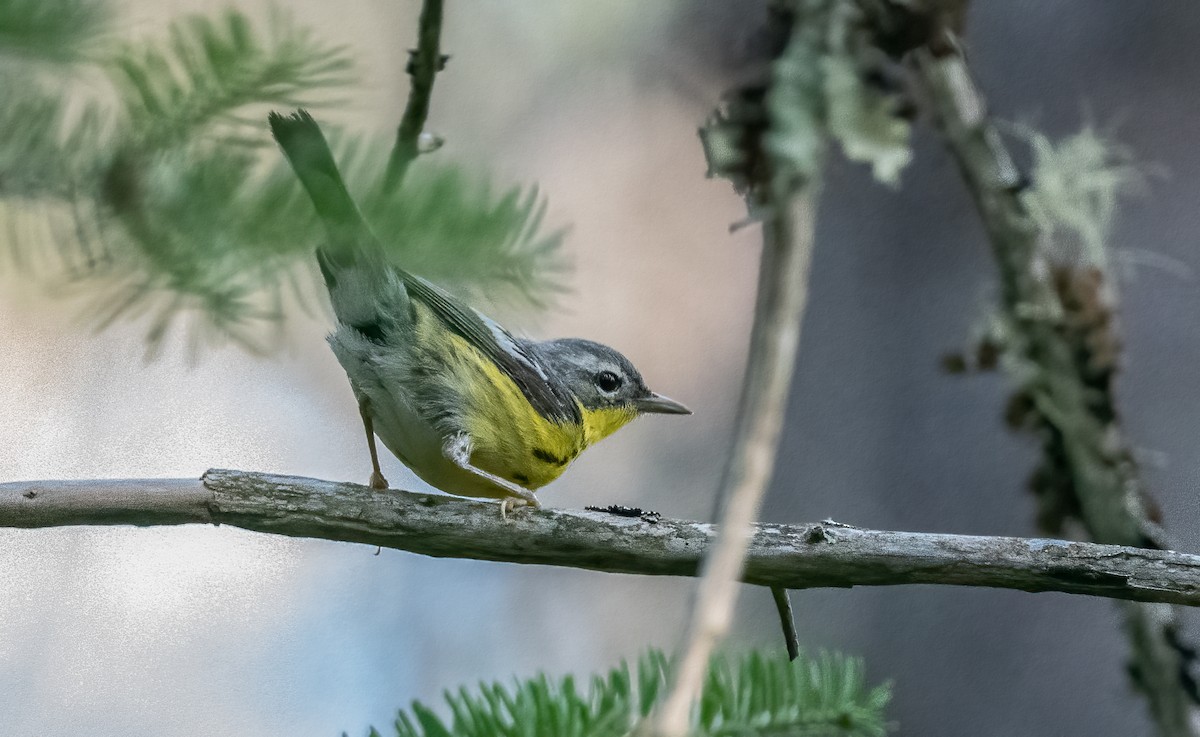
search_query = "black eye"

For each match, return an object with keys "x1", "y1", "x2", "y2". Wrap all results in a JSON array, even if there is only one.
[{"x1": 595, "y1": 370, "x2": 622, "y2": 393}]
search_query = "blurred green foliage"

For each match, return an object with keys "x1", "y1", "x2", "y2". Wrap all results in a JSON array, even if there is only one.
[
  {"x1": 368, "y1": 649, "x2": 891, "y2": 737},
  {"x1": 0, "y1": 0, "x2": 567, "y2": 357},
  {"x1": 0, "y1": 0, "x2": 108, "y2": 64}
]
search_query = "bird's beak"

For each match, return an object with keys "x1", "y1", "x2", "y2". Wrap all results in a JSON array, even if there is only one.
[{"x1": 636, "y1": 392, "x2": 692, "y2": 415}]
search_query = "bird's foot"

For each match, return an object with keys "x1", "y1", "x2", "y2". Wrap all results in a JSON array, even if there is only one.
[
  {"x1": 368, "y1": 471, "x2": 389, "y2": 490},
  {"x1": 499, "y1": 494, "x2": 540, "y2": 520}
]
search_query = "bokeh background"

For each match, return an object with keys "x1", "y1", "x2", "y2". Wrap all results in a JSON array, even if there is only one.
[{"x1": 4, "y1": 1, "x2": 1200, "y2": 735}]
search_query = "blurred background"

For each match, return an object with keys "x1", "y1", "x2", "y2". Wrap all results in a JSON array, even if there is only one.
[{"x1": 3, "y1": 1, "x2": 1200, "y2": 735}]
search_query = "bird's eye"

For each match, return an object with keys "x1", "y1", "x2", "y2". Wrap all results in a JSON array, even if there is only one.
[{"x1": 594, "y1": 370, "x2": 622, "y2": 393}]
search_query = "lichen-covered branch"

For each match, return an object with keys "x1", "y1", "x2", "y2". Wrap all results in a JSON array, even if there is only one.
[
  {"x1": 914, "y1": 32, "x2": 1200, "y2": 737},
  {"x1": 6, "y1": 470, "x2": 1200, "y2": 607}
]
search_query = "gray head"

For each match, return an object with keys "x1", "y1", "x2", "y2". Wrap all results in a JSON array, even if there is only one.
[{"x1": 531, "y1": 338, "x2": 691, "y2": 415}]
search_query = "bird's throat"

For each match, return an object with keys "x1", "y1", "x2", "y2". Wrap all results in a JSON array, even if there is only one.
[{"x1": 580, "y1": 406, "x2": 638, "y2": 446}]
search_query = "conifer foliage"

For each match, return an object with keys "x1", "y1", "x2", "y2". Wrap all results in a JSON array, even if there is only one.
[
  {"x1": 0, "y1": 0, "x2": 566, "y2": 356},
  {"x1": 373, "y1": 650, "x2": 890, "y2": 737}
]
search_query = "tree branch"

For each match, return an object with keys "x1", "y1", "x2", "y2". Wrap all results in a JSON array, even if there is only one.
[
  {"x1": 382, "y1": 0, "x2": 444, "y2": 193},
  {"x1": 913, "y1": 31, "x2": 1200, "y2": 737},
  {"x1": 6, "y1": 469, "x2": 1200, "y2": 607}
]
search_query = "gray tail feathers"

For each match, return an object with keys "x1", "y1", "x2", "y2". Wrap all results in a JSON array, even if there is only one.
[{"x1": 268, "y1": 109, "x2": 372, "y2": 289}]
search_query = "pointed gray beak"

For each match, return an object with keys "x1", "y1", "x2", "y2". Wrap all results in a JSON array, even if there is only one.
[{"x1": 636, "y1": 392, "x2": 692, "y2": 415}]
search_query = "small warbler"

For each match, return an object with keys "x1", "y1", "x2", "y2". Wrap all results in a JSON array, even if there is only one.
[{"x1": 269, "y1": 110, "x2": 690, "y2": 515}]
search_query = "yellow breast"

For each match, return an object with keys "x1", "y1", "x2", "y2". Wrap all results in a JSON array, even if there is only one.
[{"x1": 450, "y1": 334, "x2": 638, "y2": 491}]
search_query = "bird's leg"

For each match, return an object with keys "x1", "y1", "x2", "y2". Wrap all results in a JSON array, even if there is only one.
[
  {"x1": 358, "y1": 397, "x2": 389, "y2": 490},
  {"x1": 442, "y1": 433, "x2": 540, "y2": 518}
]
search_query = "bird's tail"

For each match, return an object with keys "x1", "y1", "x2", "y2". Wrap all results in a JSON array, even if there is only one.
[{"x1": 268, "y1": 109, "x2": 375, "y2": 289}]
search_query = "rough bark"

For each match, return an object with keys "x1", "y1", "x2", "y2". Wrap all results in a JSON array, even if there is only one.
[{"x1": 3, "y1": 470, "x2": 1200, "y2": 607}]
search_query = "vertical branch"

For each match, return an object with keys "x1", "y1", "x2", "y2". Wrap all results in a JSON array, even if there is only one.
[
  {"x1": 771, "y1": 583, "x2": 801, "y2": 661},
  {"x1": 650, "y1": 179, "x2": 817, "y2": 737},
  {"x1": 914, "y1": 34, "x2": 1200, "y2": 737},
  {"x1": 382, "y1": 0, "x2": 445, "y2": 193},
  {"x1": 649, "y1": 2, "x2": 914, "y2": 730}
]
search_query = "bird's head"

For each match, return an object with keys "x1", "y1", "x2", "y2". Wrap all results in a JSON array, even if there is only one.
[{"x1": 532, "y1": 338, "x2": 691, "y2": 442}]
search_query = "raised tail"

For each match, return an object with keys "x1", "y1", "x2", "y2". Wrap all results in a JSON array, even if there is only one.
[{"x1": 268, "y1": 109, "x2": 373, "y2": 289}]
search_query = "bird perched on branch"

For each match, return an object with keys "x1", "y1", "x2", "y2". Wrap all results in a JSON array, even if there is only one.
[{"x1": 268, "y1": 110, "x2": 690, "y2": 516}]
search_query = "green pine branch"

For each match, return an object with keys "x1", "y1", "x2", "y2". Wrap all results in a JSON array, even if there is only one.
[
  {"x1": 0, "y1": 1, "x2": 570, "y2": 355},
  {"x1": 349, "y1": 139, "x2": 570, "y2": 309},
  {"x1": 110, "y1": 8, "x2": 353, "y2": 150},
  {"x1": 368, "y1": 649, "x2": 890, "y2": 737},
  {"x1": 0, "y1": 0, "x2": 109, "y2": 65}
]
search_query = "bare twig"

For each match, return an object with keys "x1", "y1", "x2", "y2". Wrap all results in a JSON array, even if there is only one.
[
  {"x1": 915, "y1": 34, "x2": 1200, "y2": 737},
  {"x1": 381, "y1": 0, "x2": 444, "y2": 193},
  {"x1": 652, "y1": 189, "x2": 817, "y2": 736},
  {"x1": 7, "y1": 470, "x2": 1200, "y2": 606},
  {"x1": 771, "y1": 586, "x2": 800, "y2": 661},
  {"x1": 648, "y1": 2, "x2": 837, "y2": 728}
]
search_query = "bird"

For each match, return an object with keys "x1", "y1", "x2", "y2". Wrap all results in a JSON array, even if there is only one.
[{"x1": 268, "y1": 110, "x2": 691, "y2": 516}]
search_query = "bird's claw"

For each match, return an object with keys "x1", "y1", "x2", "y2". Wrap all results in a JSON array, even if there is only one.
[{"x1": 499, "y1": 495, "x2": 540, "y2": 520}]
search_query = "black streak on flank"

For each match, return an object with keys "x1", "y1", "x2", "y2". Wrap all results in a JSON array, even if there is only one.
[
  {"x1": 352, "y1": 321, "x2": 387, "y2": 345},
  {"x1": 513, "y1": 473, "x2": 531, "y2": 486},
  {"x1": 533, "y1": 448, "x2": 568, "y2": 466}
]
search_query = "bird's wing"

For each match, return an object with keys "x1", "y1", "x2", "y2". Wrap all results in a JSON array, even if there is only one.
[{"x1": 401, "y1": 273, "x2": 582, "y2": 425}]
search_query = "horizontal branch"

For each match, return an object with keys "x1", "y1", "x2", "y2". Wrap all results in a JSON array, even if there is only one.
[{"x1": 3, "y1": 469, "x2": 1200, "y2": 606}]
